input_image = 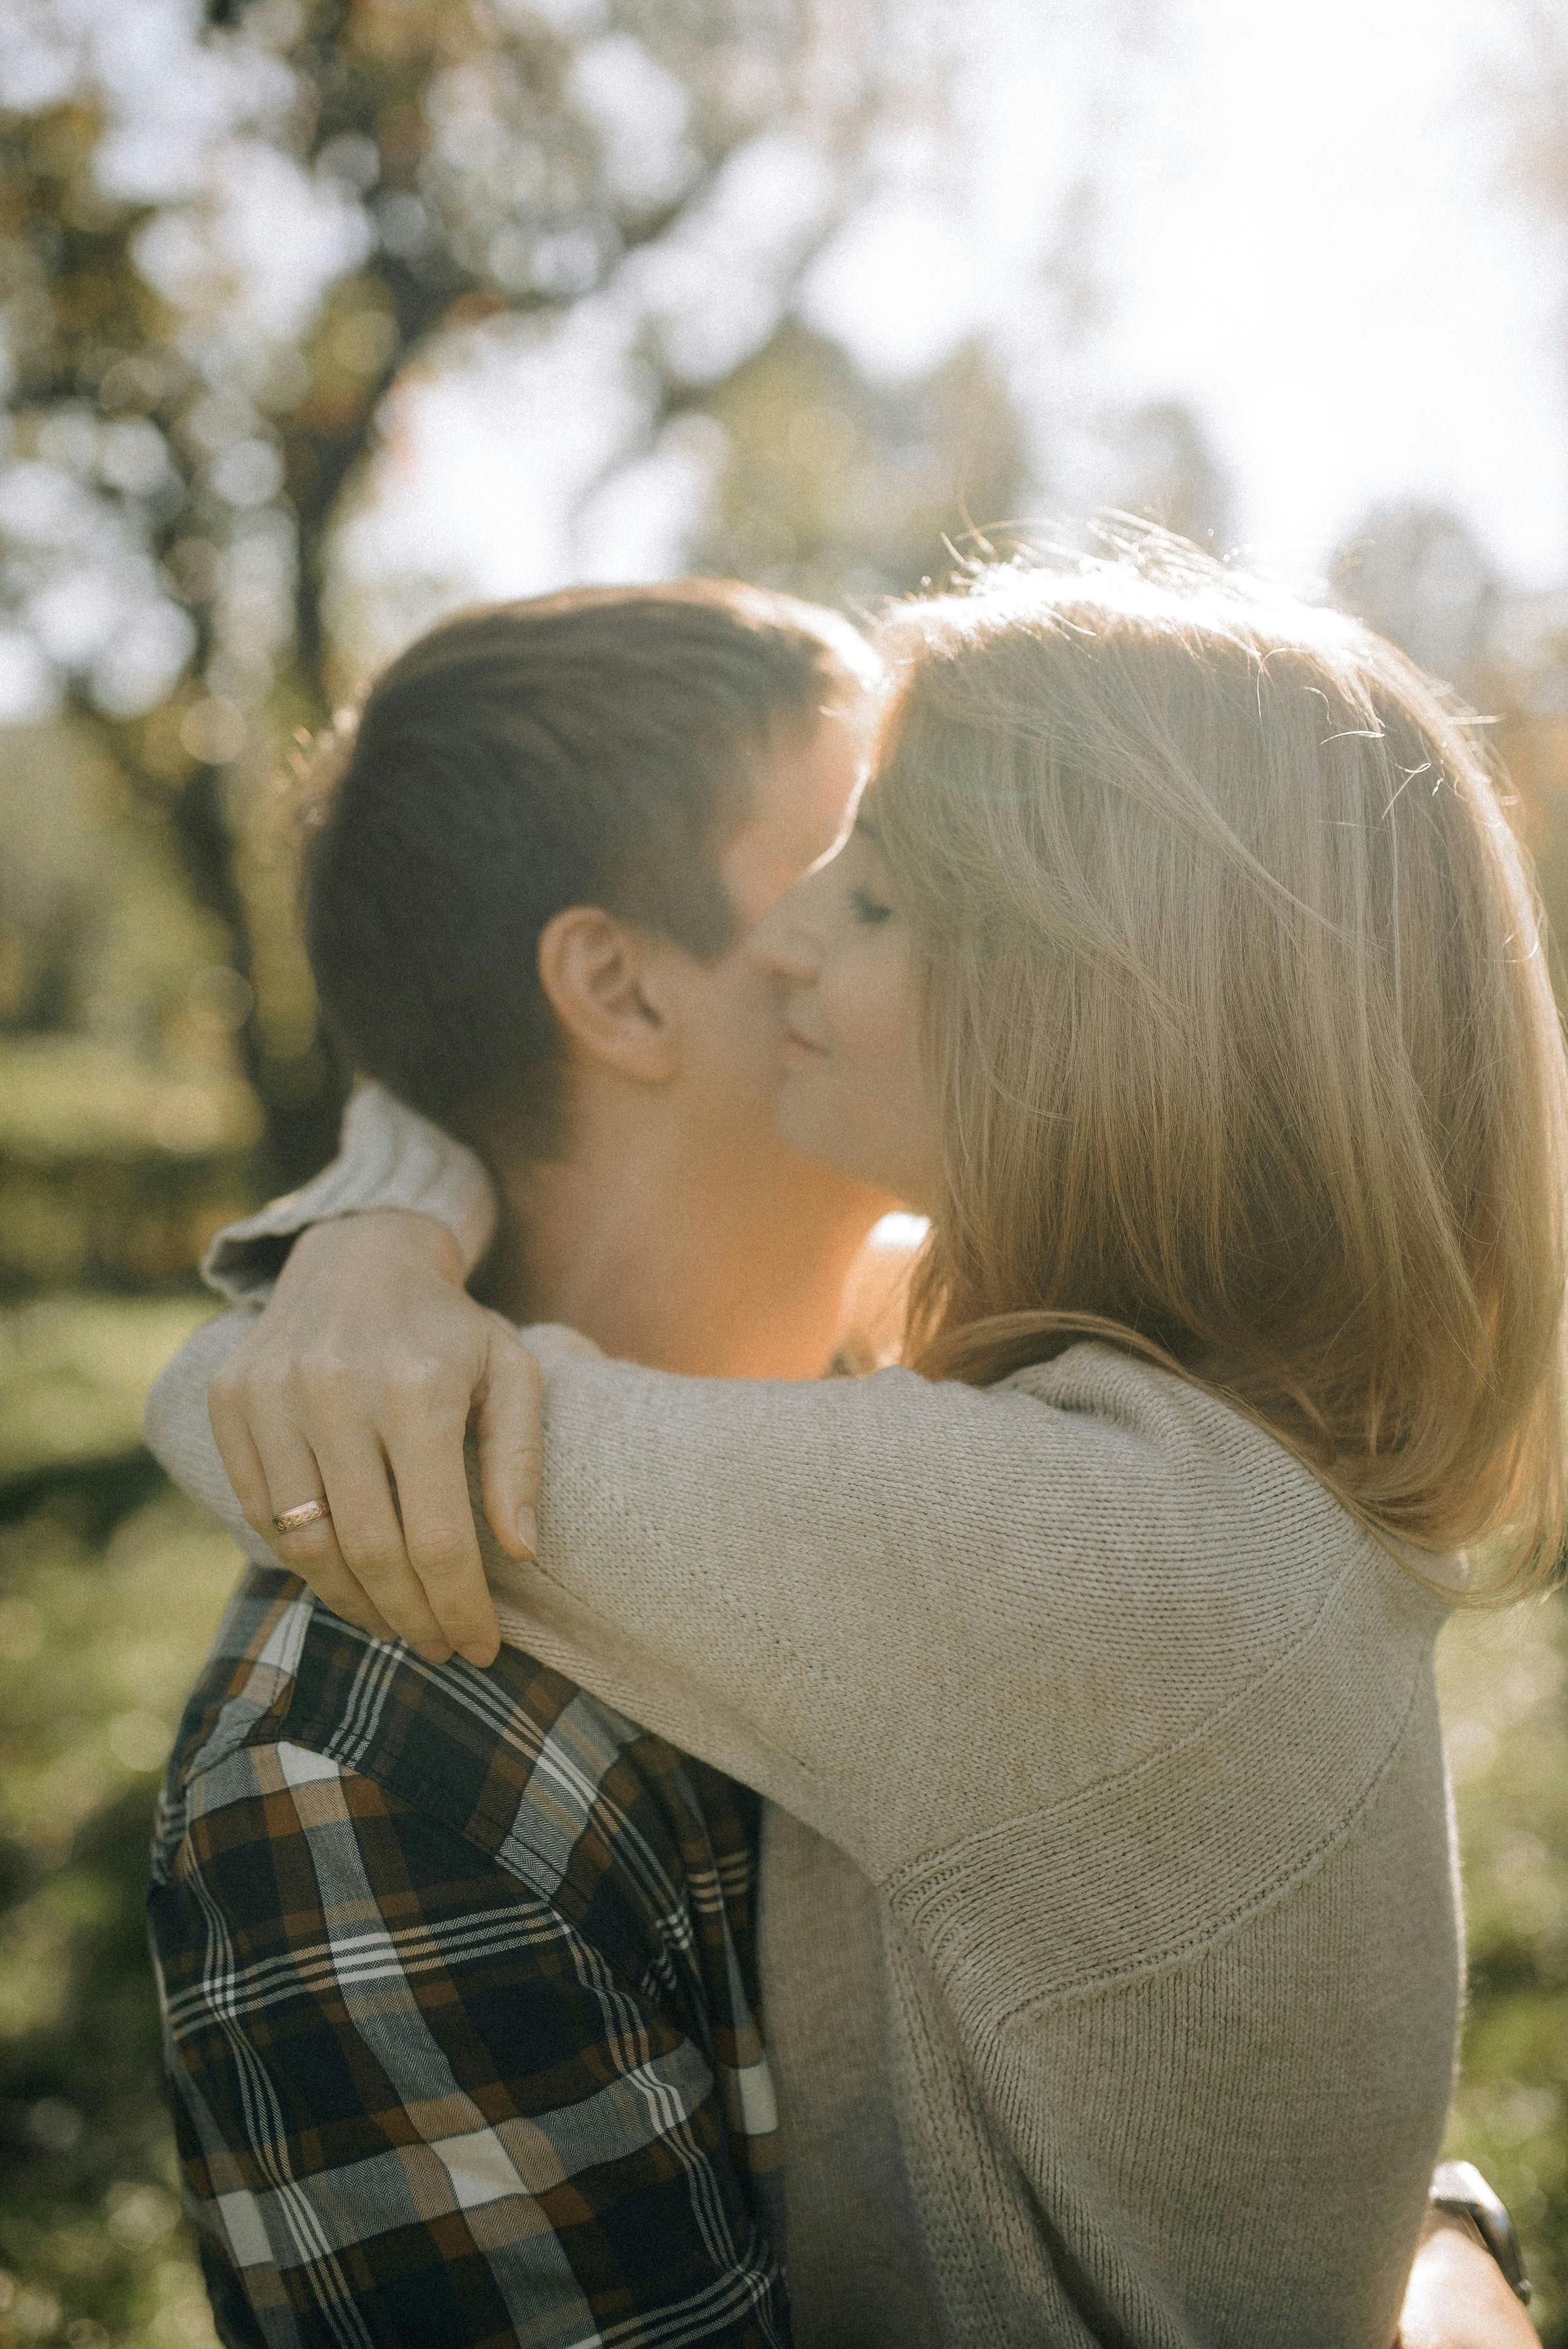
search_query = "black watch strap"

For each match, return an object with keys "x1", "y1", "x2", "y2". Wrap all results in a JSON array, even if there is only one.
[{"x1": 1430, "y1": 2159, "x2": 1532, "y2": 2307}]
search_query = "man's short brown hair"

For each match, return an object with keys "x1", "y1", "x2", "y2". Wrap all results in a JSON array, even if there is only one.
[{"x1": 302, "y1": 579, "x2": 875, "y2": 1154}]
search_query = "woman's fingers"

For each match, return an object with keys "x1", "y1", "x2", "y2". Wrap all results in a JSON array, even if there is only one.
[
  {"x1": 208, "y1": 1380, "x2": 286, "y2": 1552},
  {"x1": 243, "y1": 1398, "x2": 431, "y2": 1653},
  {"x1": 202, "y1": 1267, "x2": 529, "y2": 1672},
  {"x1": 209, "y1": 1383, "x2": 398, "y2": 1642},
  {"x1": 281, "y1": 1526, "x2": 399, "y2": 1647},
  {"x1": 308, "y1": 1429, "x2": 455, "y2": 1663},
  {"x1": 475, "y1": 1319, "x2": 544, "y2": 1563},
  {"x1": 255, "y1": 1433, "x2": 405, "y2": 1646},
  {"x1": 384, "y1": 1405, "x2": 499, "y2": 1668}
]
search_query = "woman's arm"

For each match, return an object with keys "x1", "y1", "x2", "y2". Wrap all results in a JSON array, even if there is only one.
[
  {"x1": 190, "y1": 1090, "x2": 911, "y2": 1623},
  {"x1": 151, "y1": 1223, "x2": 1375, "y2": 1885},
  {"x1": 149, "y1": 1282, "x2": 1027, "y2": 1864}
]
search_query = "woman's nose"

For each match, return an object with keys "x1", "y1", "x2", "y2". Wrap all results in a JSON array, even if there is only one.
[{"x1": 748, "y1": 870, "x2": 824, "y2": 981}]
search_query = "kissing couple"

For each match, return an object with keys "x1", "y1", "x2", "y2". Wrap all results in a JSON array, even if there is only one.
[{"x1": 146, "y1": 553, "x2": 1548, "y2": 2345}]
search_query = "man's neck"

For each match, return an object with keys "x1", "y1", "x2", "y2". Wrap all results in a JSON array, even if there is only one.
[{"x1": 492, "y1": 1100, "x2": 888, "y2": 1381}]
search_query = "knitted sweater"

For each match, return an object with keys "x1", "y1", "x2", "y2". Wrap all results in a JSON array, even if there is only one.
[{"x1": 149, "y1": 1086, "x2": 1462, "y2": 2348}]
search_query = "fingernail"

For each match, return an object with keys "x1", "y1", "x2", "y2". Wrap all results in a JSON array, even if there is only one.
[
  {"x1": 415, "y1": 1641, "x2": 452, "y2": 1665},
  {"x1": 459, "y1": 1641, "x2": 497, "y2": 1668},
  {"x1": 515, "y1": 1505, "x2": 538, "y2": 1557}
]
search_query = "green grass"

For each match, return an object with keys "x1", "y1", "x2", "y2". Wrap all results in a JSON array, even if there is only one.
[
  {"x1": 0, "y1": 1463, "x2": 233, "y2": 2349},
  {"x1": 0, "y1": 1389, "x2": 1563, "y2": 2342}
]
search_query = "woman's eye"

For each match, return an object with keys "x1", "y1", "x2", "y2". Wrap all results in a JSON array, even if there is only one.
[{"x1": 849, "y1": 885, "x2": 893, "y2": 925}]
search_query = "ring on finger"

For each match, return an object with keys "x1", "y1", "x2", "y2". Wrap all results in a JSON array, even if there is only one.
[{"x1": 272, "y1": 1497, "x2": 333, "y2": 1537}]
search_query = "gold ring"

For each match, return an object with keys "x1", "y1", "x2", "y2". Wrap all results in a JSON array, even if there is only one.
[{"x1": 272, "y1": 1497, "x2": 332, "y2": 1536}]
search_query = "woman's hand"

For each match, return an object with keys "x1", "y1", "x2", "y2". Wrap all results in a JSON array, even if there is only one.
[
  {"x1": 207, "y1": 1210, "x2": 540, "y2": 1667},
  {"x1": 1398, "y1": 2209, "x2": 1539, "y2": 2349}
]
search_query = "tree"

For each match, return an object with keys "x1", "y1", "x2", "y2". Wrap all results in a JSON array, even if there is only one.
[
  {"x1": 692, "y1": 324, "x2": 1031, "y2": 602},
  {"x1": 2, "y1": 0, "x2": 970, "y2": 1183},
  {"x1": 1330, "y1": 502, "x2": 1500, "y2": 686}
]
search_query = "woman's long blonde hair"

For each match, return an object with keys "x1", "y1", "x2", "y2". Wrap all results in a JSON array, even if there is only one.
[{"x1": 872, "y1": 540, "x2": 1568, "y2": 1593}]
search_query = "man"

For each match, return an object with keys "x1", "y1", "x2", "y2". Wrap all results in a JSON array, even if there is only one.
[{"x1": 146, "y1": 579, "x2": 896, "y2": 2348}]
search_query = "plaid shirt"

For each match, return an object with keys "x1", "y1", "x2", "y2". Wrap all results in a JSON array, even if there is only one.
[{"x1": 148, "y1": 1565, "x2": 789, "y2": 2349}]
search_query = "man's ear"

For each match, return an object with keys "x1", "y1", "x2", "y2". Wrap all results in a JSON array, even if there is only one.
[{"x1": 536, "y1": 906, "x2": 681, "y2": 1085}]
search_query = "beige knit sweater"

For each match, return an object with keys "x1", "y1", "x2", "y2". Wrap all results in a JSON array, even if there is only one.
[{"x1": 149, "y1": 1086, "x2": 1463, "y2": 2348}]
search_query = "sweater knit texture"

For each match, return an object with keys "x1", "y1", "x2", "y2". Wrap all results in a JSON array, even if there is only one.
[{"x1": 147, "y1": 1083, "x2": 1464, "y2": 2348}]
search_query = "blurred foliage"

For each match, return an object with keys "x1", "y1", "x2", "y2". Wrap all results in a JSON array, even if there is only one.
[
  {"x1": 0, "y1": 0, "x2": 996, "y2": 1191},
  {"x1": 3, "y1": 0, "x2": 1568, "y2": 2342},
  {"x1": 693, "y1": 324, "x2": 1029, "y2": 600},
  {"x1": 0, "y1": 1300, "x2": 211, "y2": 1484},
  {"x1": 0, "y1": 1465, "x2": 234, "y2": 2349},
  {"x1": 0, "y1": 717, "x2": 258, "y2": 1300},
  {"x1": 1439, "y1": 1598, "x2": 1568, "y2": 2337}
]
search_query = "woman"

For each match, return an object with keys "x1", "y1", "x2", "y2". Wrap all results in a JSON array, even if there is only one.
[{"x1": 150, "y1": 544, "x2": 1562, "y2": 2344}]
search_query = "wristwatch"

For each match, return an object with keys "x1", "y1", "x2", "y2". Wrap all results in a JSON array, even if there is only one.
[{"x1": 1430, "y1": 2160, "x2": 1532, "y2": 2305}]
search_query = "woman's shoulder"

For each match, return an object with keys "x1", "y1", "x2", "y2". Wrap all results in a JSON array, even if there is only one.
[
  {"x1": 559, "y1": 1328, "x2": 1430, "y2": 1651},
  {"x1": 974, "y1": 1338, "x2": 1453, "y2": 1667},
  {"x1": 998, "y1": 1337, "x2": 1369, "y2": 1534},
  {"x1": 900, "y1": 1346, "x2": 1452, "y2": 1920},
  {"x1": 976, "y1": 1337, "x2": 1353, "y2": 1532}
]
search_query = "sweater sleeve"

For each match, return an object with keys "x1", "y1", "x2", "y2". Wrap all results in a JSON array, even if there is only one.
[
  {"x1": 144, "y1": 1308, "x2": 283, "y2": 1564},
  {"x1": 478, "y1": 1330, "x2": 1366, "y2": 1880},
  {"x1": 141, "y1": 1313, "x2": 1099, "y2": 1867},
  {"x1": 144, "y1": 1309, "x2": 1376, "y2": 1885},
  {"x1": 202, "y1": 1083, "x2": 497, "y2": 1306}
]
